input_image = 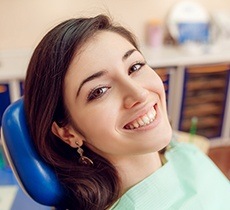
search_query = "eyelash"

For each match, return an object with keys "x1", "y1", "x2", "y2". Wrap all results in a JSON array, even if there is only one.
[
  {"x1": 87, "y1": 86, "x2": 110, "y2": 102},
  {"x1": 87, "y1": 61, "x2": 146, "y2": 102},
  {"x1": 128, "y1": 61, "x2": 146, "y2": 75}
]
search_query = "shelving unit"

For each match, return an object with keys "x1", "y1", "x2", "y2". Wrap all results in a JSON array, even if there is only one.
[{"x1": 179, "y1": 64, "x2": 230, "y2": 139}]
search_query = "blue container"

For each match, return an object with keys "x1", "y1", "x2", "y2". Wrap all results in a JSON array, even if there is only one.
[{"x1": 178, "y1": 22, "x2": 209, "y2": 44}]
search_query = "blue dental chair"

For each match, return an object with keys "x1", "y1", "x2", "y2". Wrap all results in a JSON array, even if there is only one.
[{"x1": 1, "y1": 98, "x2": 67, "y2": 209}]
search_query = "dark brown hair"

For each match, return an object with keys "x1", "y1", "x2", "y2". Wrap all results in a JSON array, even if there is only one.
[{"x1": 24, "y1": 14, "x2": 138, "y2": 209}]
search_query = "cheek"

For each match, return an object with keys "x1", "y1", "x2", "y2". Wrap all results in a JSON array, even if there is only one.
[
  {"x1": 75, "y1": 101, "x2": 119, "y2": 138},
  {"x1": 142, "y1": 68, "x2": 166, "y2": 94},
  {"x1": 80, "y1": 115, "x2": 121, "y2": 155}
]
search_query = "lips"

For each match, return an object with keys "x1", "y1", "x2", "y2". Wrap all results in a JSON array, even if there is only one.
[{"x1": 124, "y1": 105, "x2": 157, "y2": 130}]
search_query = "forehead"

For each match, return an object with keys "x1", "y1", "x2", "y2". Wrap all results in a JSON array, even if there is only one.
[
  {"x1": 77, "y1": 31, "x2": 134, "y2": 61},
  {"x1": 66, "y1": 31, "x2": 135, "y2": 77}
]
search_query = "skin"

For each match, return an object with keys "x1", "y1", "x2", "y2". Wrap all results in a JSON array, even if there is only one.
[{"x1": 52, "y1": 31, "x2": 172, "y2": 193}]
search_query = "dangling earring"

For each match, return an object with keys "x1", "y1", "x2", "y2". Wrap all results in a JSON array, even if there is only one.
[{"x1": 75, "y1": 141, "x2": 94, "y2": 166}]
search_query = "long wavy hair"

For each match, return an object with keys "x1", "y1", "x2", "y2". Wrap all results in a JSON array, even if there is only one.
[{"x1": 24, "y1": 14, "x2": 138, "y2": 209}]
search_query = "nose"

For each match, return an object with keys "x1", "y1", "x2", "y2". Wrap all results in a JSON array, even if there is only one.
[{"x1": 122, "y1": 79, "x2": 149, "y2": 109}]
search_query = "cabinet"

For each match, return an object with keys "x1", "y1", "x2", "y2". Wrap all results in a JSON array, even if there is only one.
[
  {"x1": 0, "y1": 80, "x2": 24, "y2": 125},
  {"x1": 0, "y1": 84, "x2": 11, "y2": 126},
  {"x1": 154, "y1": 64, "x2": 230, "y2": 143},
  {"x1": 179, "y1": 64, "x2": 230, "y2": 139}
]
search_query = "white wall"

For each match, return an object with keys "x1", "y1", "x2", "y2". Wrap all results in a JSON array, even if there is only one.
[{"x1": 1, "y1": 0, "x2": 230, "y2": 50}]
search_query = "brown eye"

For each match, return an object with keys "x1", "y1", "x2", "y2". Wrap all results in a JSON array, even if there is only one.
[
  {"x1": 128, "y1": 62, "x2": 145, "y2": 75},
  {"x1": 87, "y1": 87, "x2": 109, "y2": 101}
]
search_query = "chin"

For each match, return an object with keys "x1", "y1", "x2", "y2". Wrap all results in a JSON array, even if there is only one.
[{"x1": 157, "y1": 124, "x2": 172, "y2": 150}]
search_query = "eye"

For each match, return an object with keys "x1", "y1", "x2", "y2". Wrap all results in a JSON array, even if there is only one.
[
  {"x1": 128, "y1": 62, "x2": 146, "y2": 75},
  {"x1": 87, "y1": 86, "x2": 110, "y2": 101}
]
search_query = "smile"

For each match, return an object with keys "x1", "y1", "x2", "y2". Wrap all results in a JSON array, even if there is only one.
[{"x1": 124, "y1": 105, "x2": 157, "y2": 130}]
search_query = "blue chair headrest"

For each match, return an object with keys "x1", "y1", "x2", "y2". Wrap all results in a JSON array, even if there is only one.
[{"x1": 1, "y1": 98, "x2": 67, "y2": 207}]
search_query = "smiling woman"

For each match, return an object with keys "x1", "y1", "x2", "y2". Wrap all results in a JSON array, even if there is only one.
[{"x1": 24, "y1": 14, "x2": 230, "y2": 210}]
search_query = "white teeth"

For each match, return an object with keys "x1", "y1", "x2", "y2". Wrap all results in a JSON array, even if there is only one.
[
  {"x1": 142, "y1": 116, "x2": 150, "y2": 124},
  {"x1": 125, "y1": 106, "x2": 157, "y2": 130},
  {"x1": 129, "y1": 124, "x2": 135, "y2": 129},
  {"x1": 133, "y1": 121, "x2": 139, "y2": 128},
  {"x1": 137, "y1": 118, "x2": 145, "y2": 126},
  {"x1": 148, "y1": 109, "x2": 156, "y2": 119}
]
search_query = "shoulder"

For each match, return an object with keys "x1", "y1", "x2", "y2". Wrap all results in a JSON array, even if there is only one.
[
  {"x1": 165, "y1": 140, "x2": 219, "y2": 172},
  {"x1": 164, "y1": 141, "x2": 230, "y2": 209},
  {"x1": 165, "y1": 140, "x2": 230, "y2": 190},
  {"x1": 165, "y1": 140, "x2": 204, "y2": 164},
  {"x1": 164, "y1": 140, "x2": 229, "y2": 183}
]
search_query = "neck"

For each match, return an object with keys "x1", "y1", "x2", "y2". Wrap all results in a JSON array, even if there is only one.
[{"x1": 114, "y1": 152, "x2": 162, "y2": 194}]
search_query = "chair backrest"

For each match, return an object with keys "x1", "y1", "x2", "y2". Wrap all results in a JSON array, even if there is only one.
[{"x1": 1, "y1": 98, "x2": 67, "y2": 208}]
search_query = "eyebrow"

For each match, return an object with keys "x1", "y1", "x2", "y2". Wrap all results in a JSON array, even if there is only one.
[
  {"x1": 122, "y1": 48, "x2": 137, "y2": 61},
  {"x1": 76, "y1": 48, "x2": 137, "y2": 97},
  {"x1": 76, "y1": 70, "x2": 107, "y2": 96}
]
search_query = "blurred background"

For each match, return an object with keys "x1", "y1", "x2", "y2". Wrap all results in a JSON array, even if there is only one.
[
  {"x1": 0, "y1": 0, "x2": 230, "y2": 49},
  {"x1": 0, "y1": 0, "x2": 230, "y2": 209}
]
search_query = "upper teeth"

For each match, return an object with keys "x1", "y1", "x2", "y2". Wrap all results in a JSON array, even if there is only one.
[{"x1": 125, "y1": 107, "x2": 156, "y2": 130}]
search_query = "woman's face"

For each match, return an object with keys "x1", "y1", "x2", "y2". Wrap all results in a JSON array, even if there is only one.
[{"x1": 63, "y1": 31, "x2": 172, "y2": 161}]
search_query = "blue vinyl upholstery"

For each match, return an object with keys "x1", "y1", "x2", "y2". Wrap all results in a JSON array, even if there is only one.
[{"x1": 1, "y1": 98, "x2": 67, "y2": 208}]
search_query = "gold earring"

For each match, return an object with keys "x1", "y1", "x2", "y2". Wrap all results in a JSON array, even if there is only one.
[{"x1": 75, "y1": 141, "x2": 94, "y2": 166}]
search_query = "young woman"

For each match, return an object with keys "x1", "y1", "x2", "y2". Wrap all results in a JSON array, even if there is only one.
[{"x1": 24, "y1": 14, "x2": 230, "y2": 209}]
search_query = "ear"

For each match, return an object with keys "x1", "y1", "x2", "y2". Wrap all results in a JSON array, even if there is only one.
[{"x1": 51, "y1": 121, "x2": 84, "y2": 148}]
